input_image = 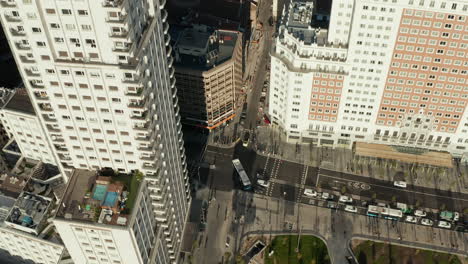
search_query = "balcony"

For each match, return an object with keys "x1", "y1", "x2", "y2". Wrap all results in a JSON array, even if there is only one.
[
  {"x1": 58, "y1": 154, "x2": 71, "y2": 161},
  {"x1": 169, "y1": 67, "x2": 174, "y2": 78},
  {"x1": 166, "y1": 45, "x2": 172, "y2": 57},
  {"x1": 19, "y1": 55, "x2": 35, "y2": 63},
  {"x1": 34, "y1": 91, "x2": 48, "y2": 100},
  {"x1": 30, "y1": 80, "x2": 45, "y2": 88},
  {"x1": 106, "y1": 13, "x2": 128, "y2": 23},
  {"x1": 112, "y1": 43, "x2": 132, "y2": 52},
  {"x1": 109, "y1": 28, "x2": 129, "y2": 38},
  {"x1": 42, "y1": 114, "x2": 57, "y2": 122},
  {"x1": 131, "y1": 111, "x2": 148, "y2": 120},
  {"x1": 9, "y1": 27, "x2": 25, "y2": 36},
  {"x1": 133, "y1": 122, "x2": 149, "y2": 131},
  {"x1": 24, "y1": 68, "x2": 40, "y2": 76},
  {"x1": 122, "y1": 76, "x2": 140, "y2": 84},
  {"x1": 46, "y1": 124, "x2": 60, "y2": 132},
  {"x1": 4, "y1": 14, "x2": 21, "y2": 22},
  {"x1": 128, "y1": 100, "x2": 145, "y2": 109},
  {"x1": 54, "y1": 144, "x2": 68, "y2": 153},
  {"x1": 172, "y1": 96, "x2": 178, "y2": 107},
  {"x1": 0, "y1": 0, "x2": 16, "y2": 7},
  {"x1": 161, "y1": 9, "x2": 168, "y2": 22},
  {"x1": 14, "y1": 42, "x2": 30, "y2": 50},
  {"x1": 51, "y1": 136, "x2": 65, "y2": 143},
  {"x1": 102, "y1": 0, "x2": 124, "y2": 8},
  {"x1": 170, "y1": 76, "x2": 176, "y2": 88},
  {"x1": 126, "y1": 87, "x2": 143, "y2": 97},
  {"x1": 163, "y1": 22, "x2": 169, "y2": 34},
  {"x1": 164, "y1": 34, "x2": 171, "y2": 46},
  {"x1": 159, "y1": 0, "x2": 166, "y2": 9},
  {"x1": 167, "y1": 56, "x2": 173, "y2": 67},
  {"x1": 38, "y1": 103, "x2": 53, "y2": 112}
]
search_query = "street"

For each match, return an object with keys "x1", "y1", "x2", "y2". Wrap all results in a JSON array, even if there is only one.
[{"x1": 188, "y1": 141, "x2": 468, "y2": 264}]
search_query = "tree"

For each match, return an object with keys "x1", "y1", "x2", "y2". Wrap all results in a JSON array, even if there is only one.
[
  {"x1": 341, "y1": 186, "x2": 347, "y2": 195},
  {"x1": 134, "y1": 170, "x2": 144, "y2": 182}
]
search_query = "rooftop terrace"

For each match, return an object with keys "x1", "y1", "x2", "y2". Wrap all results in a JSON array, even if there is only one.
[
  {"x1": 56, "y1": 169, "x2": 141, "y2": 226},
  {"x1": 280, "y1": 0, "x2": 330, "y2": 45},
  {"x1": 174, "y1": 25, "x2": 239, "y2": 71},
  {"x1": 4, "y1": 192, "x2": 52, "y2": 235}
]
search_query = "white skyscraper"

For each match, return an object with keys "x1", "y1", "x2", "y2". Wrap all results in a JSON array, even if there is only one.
[
  {"x1": 269, "y1": 0, "x2": 468, "y2": 156},
  {"x1": 1, "y1": 0, "x2": 190, "y2": 262}
]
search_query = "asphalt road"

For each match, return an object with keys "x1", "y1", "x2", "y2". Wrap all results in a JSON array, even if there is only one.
[
  {"x1": 244, "y1": 0, "x2": 274, "y2": 130},
  {"x1": 206, "y1": 142, "x2": 468, "y2": 213}
]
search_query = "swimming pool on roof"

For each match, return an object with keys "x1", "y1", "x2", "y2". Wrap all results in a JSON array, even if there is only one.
[
  {"x1": 93, "y1": 184, "x2": 108, "y2": 201},
  {"x1": 103, "y1": 191, "x2": 119, "y2": 207}
]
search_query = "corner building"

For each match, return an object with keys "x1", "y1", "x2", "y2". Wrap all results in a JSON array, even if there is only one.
[
  {"x1": 0, "y1": 0, "x2": 190, "y2": 263},
  {"x1": 269, "y1": 0, "x2": 468, "y2": 156}
]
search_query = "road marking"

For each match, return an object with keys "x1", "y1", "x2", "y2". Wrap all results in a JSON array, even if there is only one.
[
  {"x1": 315, "y1": 173, "x2": 320, "y2": 187},
  {"x1": 296, "y1": 165, "x2": 309, "y2": 202},
  {"x1": 317, "y1": 173, "x2": 468, "y2": 203}
]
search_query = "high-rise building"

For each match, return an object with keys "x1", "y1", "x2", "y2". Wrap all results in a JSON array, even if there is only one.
[
  {"x1": 268, "y1": 0, "x2": 468, "y2": 156},
  {"x1": 54, "y1": 169, "x2": 158, "y2": 264},
  {"x1": 0, "y1": 0, "x2": 190, "y2": 262},
  {"x1": 173, "y1": 25, "x2": 242, "y2": 129}
]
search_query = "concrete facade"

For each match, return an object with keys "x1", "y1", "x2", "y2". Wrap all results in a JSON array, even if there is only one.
[
  {"x1": 0, "y1": 0, "x2": 190, "y2": 262},
  {"x1": 174, "y1": 26, "x2": 242, "y2": 129},
  {"x1": 268, "y1": 0, "x2": 468, "y2": 156}
]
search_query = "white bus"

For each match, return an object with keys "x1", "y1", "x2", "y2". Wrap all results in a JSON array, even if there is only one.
[
  {"x1": 232, "y1": 159, "x2": 252, "y2": 191},
  {"x1": 367, "y1": 205, "x2": 402, "y2": 220}
]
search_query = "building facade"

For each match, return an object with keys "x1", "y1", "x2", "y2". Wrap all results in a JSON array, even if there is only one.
[
  {"x1": 0, "y1": 0, "x2": 190, "y2": 262},
  {"x1": 174, "y1": 25, "x2": 242, "y2": 129},
  {"x1": 0, "y1": 89, "x2": 57, "y2": 165},
  {"x1": 269, "y1": 0, "x2": 468, "y2": 156}
]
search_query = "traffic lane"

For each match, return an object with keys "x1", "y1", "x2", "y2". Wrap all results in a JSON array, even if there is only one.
[
  {"x1": 275, "y1": 159, "x2": 304, "y2": 185},
  {"x1": 319, "y1": 168, "x2": 468, "y2": 201},
  {"x1": 270, "y1": 182, "x2": 299, "y2": 202},
  {"x1": 316, "y1": 174, "x2": 465, "y2": 212},
  {"x1": 305, "y1": 166, "x2": 319, "y2": 186}
]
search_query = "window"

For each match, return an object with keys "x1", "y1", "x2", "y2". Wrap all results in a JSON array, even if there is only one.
[
  {"x1": 61, "y1": 9, "x2": 72, "y2": 15},
  {"x1": 32, "y1": 27, "x2": 42, "y2": 33},
  {"x1": 78, "y1": 10, "x2": 88, "y2": 16},
  {"x1": 45, "y1": 8, "x2": 56, "y2": 14}
]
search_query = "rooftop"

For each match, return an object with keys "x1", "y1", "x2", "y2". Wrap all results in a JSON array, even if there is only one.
[
  {"x1": 280, "y1": 0, "x2": 330, "y2": 45},
  {"x1": 3, "y1": 89, "x2": 35, "y2": 115},
  {"x1": 4, "y1": 192, "x2": 52, "y2": 235},
  {"x1": 173, "y1": 25, "x2": 239, "y2": 71},
  {"x1": 56, "y1": 169, "x2": 141, "y2": 226}
]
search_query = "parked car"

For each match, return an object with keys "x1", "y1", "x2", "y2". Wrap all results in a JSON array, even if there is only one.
[
  {"x1": 438, "y1": 220, "x2": 451, "y2": 229},
  {"x1": 454, "y1": 212, "x2": 460, "y2": 222},
  {"x1": 421, "y1": 218, "x2": 433, "y2": 226},
  {"x1": 321, "y1": 192, "x2": 334, "y2": 200},
  {"x1": 414, "y1": 210, "x2": 427, "y2": 217},
  {"x1": 304, "y1": 188, "x2": 318, "y2": 197},
  {"x1": 242, "y1": 131, "x2": 250, "y2": 147},
  {"x1": 327, "y1": 201, "x2": 338, "y2": 209},
  {"x1": 257, "y1": 179, "x2": 269, "y2": 188},
  {"x1": 344, "y1": 205, "x2": 357, "y2": 213},
  {"x1": 405, "y1": 216, "x2": 417, "y2": 223},
  {"x1": 394, "y1": 181, "x2": 407, "y2": 188},
  {"x1": 339, "y1": 195, "x2": 353, "y2": 203}
]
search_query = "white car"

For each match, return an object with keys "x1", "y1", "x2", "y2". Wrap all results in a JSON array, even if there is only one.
[
  {"x1": 438, "y1": 220, "x2": 451, "y2": 229},
  {"x1": 454, "y1": 212, "x2": 460, "y2": 222},
  {"x1": 344, "y1": 205, "x2": 357, "y2": 213},
  {"x1": 394, "y1": 181, "x2": 407, "y2": 188},
  {"x1": 339, "y1": 195, "x2": 353, "y2": 203},
  {"x1": 257, "y1": 179, "x2": 269, "y2": 188},
  {"x1": 321, "y1": 192, "x2": 334, "y2": 200},
  {"x1": 303, "y1": 188, "x2": 318, "y2": 197},
  {"x1": 405, "y1": 216, "x2": 417, "y2": 223},
  {"x1": 414, "y1": 210, "x2": 427, "y2": 217},
  {"x1": 421, "y1": 218, "x2": 433, "y2": 226}
]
